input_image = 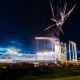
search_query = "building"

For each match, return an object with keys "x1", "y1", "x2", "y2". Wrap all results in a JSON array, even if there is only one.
[{"x1": 35, "y1": 37, "x2": 67, "y2": 62}]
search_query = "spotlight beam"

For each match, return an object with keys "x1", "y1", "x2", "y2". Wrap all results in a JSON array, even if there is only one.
[
  {"x1": 44, "y1": 24, "x2": 56, "y2": 31},
  {"x1": 64, "y1": 4, "x2": 76, "y2": 21},
  {"x1": 49, "y1": 0, "x2": 55, "y2": 19}
]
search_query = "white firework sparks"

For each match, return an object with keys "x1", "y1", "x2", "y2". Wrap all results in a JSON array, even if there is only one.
[{"x1": 44, "y1": 1, "x2": 76, "y2": 36}]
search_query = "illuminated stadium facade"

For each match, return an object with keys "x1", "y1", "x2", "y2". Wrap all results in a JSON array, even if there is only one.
[{"x1": 35, "y1": 37, "x2": 67, "y2": 62}]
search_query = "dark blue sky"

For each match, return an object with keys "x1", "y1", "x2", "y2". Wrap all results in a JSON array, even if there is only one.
[{"x1": 0, "y1": 0, "x2": 80, "y2": 53}]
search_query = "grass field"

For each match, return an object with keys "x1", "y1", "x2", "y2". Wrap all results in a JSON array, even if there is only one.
[{"x1": 0, "y1": 68, "x2": 80, "y2": 80}]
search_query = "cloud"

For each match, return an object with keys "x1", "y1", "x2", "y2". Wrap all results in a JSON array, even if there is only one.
[
  {"x1": 0, "y1": 46, "x2": 22, "y2": 54},
  {"x1": 0, "y1": 47, "x2": 8, "y2": 51},
  {"x1": 10, "y1": 40, "x2": 22, "y2": 46}
]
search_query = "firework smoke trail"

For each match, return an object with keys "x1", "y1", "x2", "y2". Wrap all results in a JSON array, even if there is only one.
[{"x1": 44, "y1": 0, "x2": 76, "y2": 37}]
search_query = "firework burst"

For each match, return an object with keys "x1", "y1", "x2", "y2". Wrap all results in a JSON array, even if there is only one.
[{"x1": 44, "y1": 0, "x2": 76, "y2": 37}]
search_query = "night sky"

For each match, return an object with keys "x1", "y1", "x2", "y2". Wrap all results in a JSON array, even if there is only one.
[{"x1": 0, "y1": 0, "x2": 80, "y2": 53}]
